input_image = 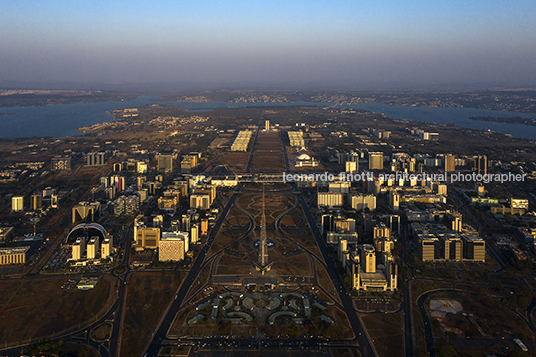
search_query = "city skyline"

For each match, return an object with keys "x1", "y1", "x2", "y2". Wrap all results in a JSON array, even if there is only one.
[{"x1": 1, "y1": 0, "x2": 536, "y2": 89}]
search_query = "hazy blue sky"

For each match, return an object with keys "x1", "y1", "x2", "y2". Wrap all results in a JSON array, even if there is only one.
[{"x1": 1, "y1": 0, "x2": 535, "y2": 89}]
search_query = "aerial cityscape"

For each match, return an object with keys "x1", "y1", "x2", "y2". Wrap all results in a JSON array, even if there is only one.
[{"x1": 1, "y1": 1, "x2": 536, "y2": 357}]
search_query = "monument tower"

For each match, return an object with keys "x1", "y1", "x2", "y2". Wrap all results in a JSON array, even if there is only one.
[{"x1": 255, "y1": 185, "x2": 272, "y2": 274}]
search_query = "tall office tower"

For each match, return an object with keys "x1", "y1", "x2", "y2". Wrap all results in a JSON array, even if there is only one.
[
  {"x1": 135, "y1": 227, "x2": 161, "y2": 250},
  {"x1": 12, "y1": 196, "x2": 24, "y2": 212},
  {"x1": 101, "y1": 236, "x2": 113, "y2": 258},
  {"x1": 72, "y1": 238, "x2": 86, "y2": 260},
  {"x1": 87, "y1": 152, "x2": 106, "y2": 166},
  {"x1": 462, "y1": 235, "x2": 486, "y2": 262},
  {"x1": 87, "y1": 237, "x2": 100, "y2": 259},
  {"x1": 389, "y1": 190, "x2": 400, "y2": 210},
  {"x1": 473, "y1": 155, "x2": 487, "y2": 175},
  {"x1": 137, "y1": 161, "x2": 148, "y2": 174},
  {"x1": 50, "y1": 194, "x2": 58, "y2": 209},
  {"x1": 444, "y1": 154, "x2": 456, "y2": 172},
  {"x1": 153, "y1": 215, "x2": 164, "y2": 228},
  {"x1": 345, "y1": 160, "x2": 358, "y2": 173},
  {"x1": 100, "y1": 176, "x2": 109, "y2": 189},
  {"x1": 158, "y1": 152, "x2": 174, "y2": 173},
  {"x1": 265, "y1": 119, "x2": 270, "y2": 131},
  {"x1": 30, "y1": 194, "x2": 42, "y2": 211},
  {"x1": 171, "y1": 220, "x2": 180, "y2": 232},
  {"x1": 361, "y1": 244, "x2": 376, "y2": 273},
  {"x1": 191, "y1": 224, "x2": 199, "y2": 243},
  {"x1": 389, "y1": 214, "x2": 401, "y2": 235},
  {"x1": 137, "y1": 176, "x2": 146, "y2": 189},
  {"x1": 368, "y1": 152, "x2": 384, "y2": 170},
  {"x1": 72, "y1": 202, "x2": 101, "y2": 223},
  {"x1": 181, "y1": 214, "x2": 191, "y2": 232}
]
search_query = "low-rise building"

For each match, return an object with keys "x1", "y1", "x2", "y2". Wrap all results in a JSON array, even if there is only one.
[{"x1": 0, "y1": 246, "x2": 30, "y2": 265}]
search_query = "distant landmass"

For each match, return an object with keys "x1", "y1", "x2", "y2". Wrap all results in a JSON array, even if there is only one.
[
  {"x1": 469, "y1": 116, "x2": 536, "y2": 127},
  {"x1": 160, "y1": 89, "x2": 536, "y2": 114},
  {"x1": 0, "y1": 89, "x2": 138, "y2": 107},
  {"x1": 2, "y1": 88, "x2": 536, "y2": 115}
]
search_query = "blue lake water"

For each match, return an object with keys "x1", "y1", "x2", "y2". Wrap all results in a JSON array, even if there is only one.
[{"x1": 0, "y1": 96, "x2": 536, "y2": 140}]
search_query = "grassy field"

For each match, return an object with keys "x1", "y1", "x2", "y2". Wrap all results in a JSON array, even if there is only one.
[
  {"x1": 91, "y1": 322, "x2": 113, "y2": 341},
  {"x1": 360, "y1": 313, "x2": 404, "y2": 357},
  {"x1": 120, "y1": 271, "x2": 183, "y2": 357},
  {"x1": 0, "y1": 275, "x2": 116, "y2": 344}
]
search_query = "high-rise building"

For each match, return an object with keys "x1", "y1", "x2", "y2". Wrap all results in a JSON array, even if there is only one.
[
  {"x1": 30, "y1": 194, "x2": 43, "y2": 211},
  {"x1": 317, "y1": 192, "x2": 344, "y2": 208},
  {"x1": 138, "y1": 189, "x2": 148, "y2": 203},
  {"x1": 191, "y1": 224, "x2": 199, "y2": 243},
  {"x1": 153, "y1": 215, "x2": 164, "y2": 228},
  {"x1": 389, "y1": 191, "x2": 400, "y2": 210},
  {"x1": 42, "y1": 187, "x2": 56, "y2": 197},
  {"x1": 105, "y1": 187, "x2": 116, "y2": 200},
  {"x1": 190, "y1": 194, "x2": 210, "y2": 210},
  {"x1": 72, "y1": 238, "x2": 86, "y2": 260},
  {"x1": 368, "y1": 152, "x2": 383, "y2": 170},
  {"x1": 265, "y1": 119, "x2": 270, "y2": 131},
  {"x1": 445, "y1": 212, "x2": 462, "y2": 232},
  {"x1": 159, "y1": 232, "x2": 189, "y2": 262},
  {"x1": 472, "y1": 155, "x2": 487, "y2": 175},
  {"x1": 462, "y1": 235, "x2": 485, "y2": 262},
  {"x1": 334, "y1": 218, "x2": 356, "y2": 233},
  {"x1": 351, "y1": 194, "x2": 376, "y2": 211},
  {"x1": 158, "y1": 197, "x2": 179, "y2": 213},
  {"x1": 444, "y1": 154, "x2": 456, "y2": 172},
  {"x1": 87, "y1": 237, "x2": 100, "y2": 259},
  {"x1": 361, "y1": 244, "x2": 376, "y2": 273},
  {"x1": 389, "y1": 215, "x2": 401, "y2": 235},
  {"x1": 137, "y1": 176, "x2": 146, "y2": 189},
  {"x1": 345, "y1": 160, "x2": 358, "y2": 173},
  {"x1": 158, "y1": 152, "x2": 174, "y2": 173},
  {"x1": 442, "y1": 234, "x2": 462, "y2": 261},
  {"x1": 11, "y1": 196, "x2": 24, "y2": 212},
  {"x1": 137, "y1": 161, "x2": 148, "y2": 174},
  {"x1": 329, "y1": 181, "x2": 351, "y2": 194},
  {"x1": 135, "y1": 227, "x2": 160, "y2": 250},
  {"x1": 86, "y1": 152, "x2": 106, "y2": 166},
  {"x1": 50, "y1": 194, "x2": 58, "y2": 209},
  {"x1": 100, "y1": 176, "x2": 109, "y2": 189},
  {"x1": 201, "y1": 219, "x2": 209, "y2": 236},
  {"x1": 72, "y1": 201, "x2": 101, "y2": 223},
  {"x1": 321, "y1": 214, "x2": 334, "y2": 234},
  {"x1": 182, "y1": 214, "x2": 191, "y2": 232},
  {"x1": 101, "y1": 236, "x2": 113, "y2": 258},
  {"x1": 419, "y1": 234, "x2": 441, "y2": 261}
]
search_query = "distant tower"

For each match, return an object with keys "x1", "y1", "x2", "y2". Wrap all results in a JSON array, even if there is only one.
[
  {"x1": 255, "y1": 185, "x2": 272, "y2": 274},
  {"x1": 445, "y1": 154, "x2": 456, "y2": 172},
  {"x1": 259, "y1": 186, "x2": 269, "y2": 266},
  {"x1": 265, "y1": 119, "x2": 270, "y2": 131}
]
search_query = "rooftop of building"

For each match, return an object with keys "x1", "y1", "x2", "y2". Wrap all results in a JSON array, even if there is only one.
[{"x1": 0, "y1": 246, "x2": 30, "y2": 254}]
